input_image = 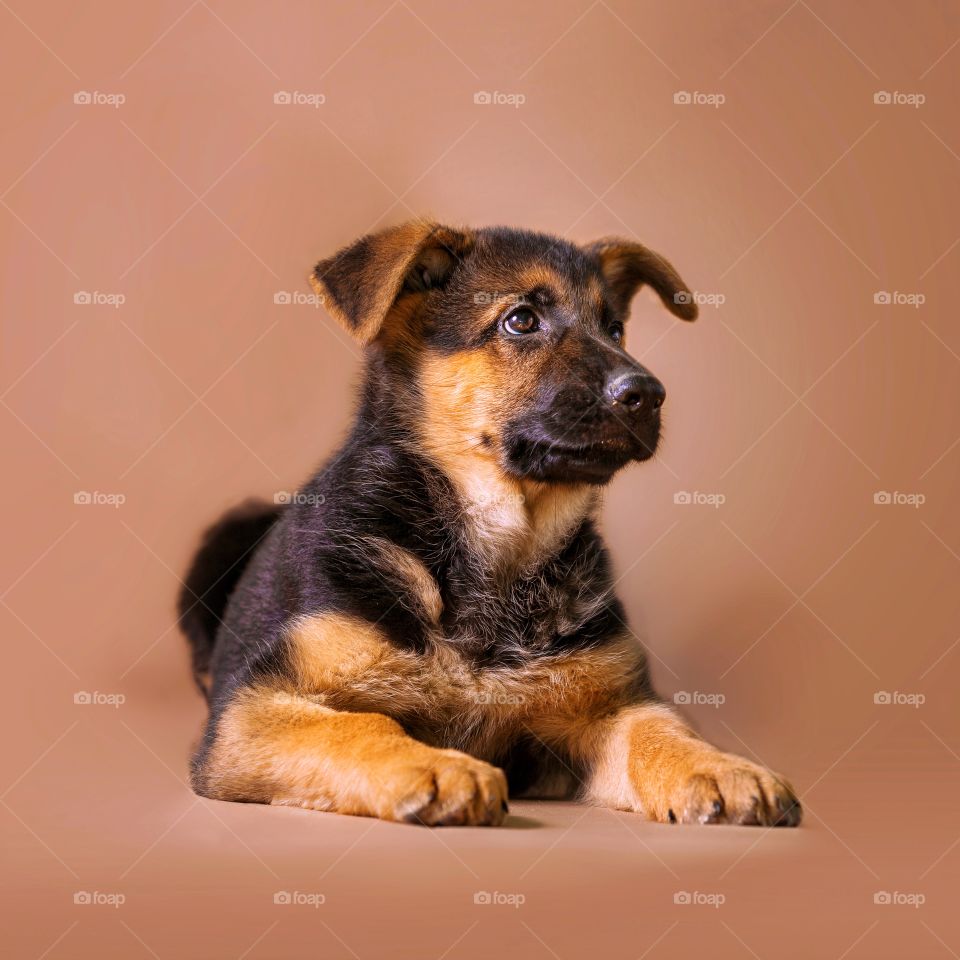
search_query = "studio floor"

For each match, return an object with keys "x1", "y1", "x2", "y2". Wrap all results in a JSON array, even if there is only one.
[{"x1": 4, "y1": 697, "x2": 956, "y2": 959}]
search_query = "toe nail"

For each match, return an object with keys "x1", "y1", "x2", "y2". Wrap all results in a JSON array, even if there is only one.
[{"x1": 668, "y1": 808, "x2": 677, "y2": 823}]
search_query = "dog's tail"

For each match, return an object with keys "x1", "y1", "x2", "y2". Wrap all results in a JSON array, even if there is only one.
[{"x1": 178, "y1": 500, "x2": 282, "y2": 699}]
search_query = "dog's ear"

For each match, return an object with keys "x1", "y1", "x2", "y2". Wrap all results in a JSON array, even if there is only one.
[
  {"x1": 310, "y1": 220, "x2": 474, "y2": 345},
  {"x1": 586, "y1": 238, "x2": 698, "y2": 322}
]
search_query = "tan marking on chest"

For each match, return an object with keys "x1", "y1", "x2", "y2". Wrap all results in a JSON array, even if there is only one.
[
  {"x1": 418, "y1": 350, "x2": 596, "y2": 570},
  {"x1": 285, "y1": 611, "x2": 644, "y2": 761}
]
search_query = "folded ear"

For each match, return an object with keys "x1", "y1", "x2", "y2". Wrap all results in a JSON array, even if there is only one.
[
  {"x1": 586, "y1": 238, "x2": 698, "y2": 322},
  {"x1": 309, "y1": 220, "x2": 474, "y2": 345}
]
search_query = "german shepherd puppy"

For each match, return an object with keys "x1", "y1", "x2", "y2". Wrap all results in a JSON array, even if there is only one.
[{"x1": 179, "y1": 220, "x2": 801, "y2": 828}]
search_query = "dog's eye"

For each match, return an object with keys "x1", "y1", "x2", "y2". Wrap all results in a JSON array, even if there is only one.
[
  {"x1": 502, "y1": 307, "x2": 539, "y2": 336},
  {"x1": 609, "y1": 323, "x2": 624, "y2": 344}
]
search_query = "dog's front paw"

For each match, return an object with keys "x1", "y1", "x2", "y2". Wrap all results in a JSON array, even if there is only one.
[
  {"x1": 377, "y1": 749, "x2": 509, "y2": 826},
  {"x1": 634, "y1": 749, "x2": 801, "y2": 827}
]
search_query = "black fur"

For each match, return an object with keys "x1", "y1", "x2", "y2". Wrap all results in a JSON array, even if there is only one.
[
  {"x1": 178, "y1": 500, "x2": 282, "y2": 697},
  {"x1": 197, "y1": 417, "x2": 629, "y2": 706}
]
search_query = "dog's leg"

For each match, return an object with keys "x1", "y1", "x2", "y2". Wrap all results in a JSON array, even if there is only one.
[
  {"x1": 575, "y1": 702, "x2": 801, "y2": 826},
  {"x1": 193, "y1": 685, "x2": 508, "y2": 825}
]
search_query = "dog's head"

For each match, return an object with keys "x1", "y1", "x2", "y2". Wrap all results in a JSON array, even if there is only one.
[{"x1": 311, "y1": 220, "x2": 697, "y2": 487}]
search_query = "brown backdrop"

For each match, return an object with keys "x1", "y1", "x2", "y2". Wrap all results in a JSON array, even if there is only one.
[{"x1": 2, "y1": 1, "x2": 959, "y2": 958}]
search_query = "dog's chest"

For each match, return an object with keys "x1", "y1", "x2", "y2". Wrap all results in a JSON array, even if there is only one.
[
  {"x1": 434, "y1": 524, "x2": 615, "y2": 659},
  {"x1": 361, "y1": 641, "x2": 606, "y2": 762},
  {"x1": 299, "y1": 595, "x2": 635, "y2": 763},
  {"x1": 438, "y1": 572, "x2": 590, "y2": 658}
]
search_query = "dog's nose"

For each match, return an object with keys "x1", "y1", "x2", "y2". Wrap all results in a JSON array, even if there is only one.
[{"x1": 606, "y1": 372, "x2": 666, "y2": 412}]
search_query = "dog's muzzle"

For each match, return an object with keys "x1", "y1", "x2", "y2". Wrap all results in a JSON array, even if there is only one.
[{"x1": 502, "y1": 366, "x2": 665, "y2": 485}]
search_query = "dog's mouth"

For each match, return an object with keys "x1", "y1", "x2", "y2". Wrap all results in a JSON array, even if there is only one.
[{"x1": 502, "y1": 424, "x2": 658, "y2": 485}]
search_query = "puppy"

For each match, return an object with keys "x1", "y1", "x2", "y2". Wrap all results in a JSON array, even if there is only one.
[{"x1": 179, "y1": 220, "x2": 801, "y2": 828}]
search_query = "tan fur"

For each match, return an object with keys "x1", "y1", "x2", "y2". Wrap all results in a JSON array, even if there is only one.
[
  {"x1": 285, "y1": 611, "x2": 392, "y2": 692},
  {"x1": 208, "y1": 611, "x2": 798, "y2": 823},
  {"x1": 198, "y1": 684, "x2": 507, "y2": 825},
  {"x1": 200, "y1": 596, "x2": 643, "y2": 820},
  {"x1": 373, "y1": 295, "x2": 426, "y2": 366},
  {"x1": 576, "y1": 703, "x2": 799, "y2": 824},
  {"x1": 284, "y1": 610, "x2": 645, "y2": 763},
  {"x1": 588, "y1": 237, "x2": 699, "y2": 321},
  {"x1": 516, "y1": 264, "x2": 570, "y2": 302},
  {"x1": 366, "y1": 536, "x2": 443, "y2": 623},
  {"x1": 310, "y1": 220, "x2": 476, "y2": 344},
  {"x1": 417, "y1": 349, "x2": 596, "y2": 570}
]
